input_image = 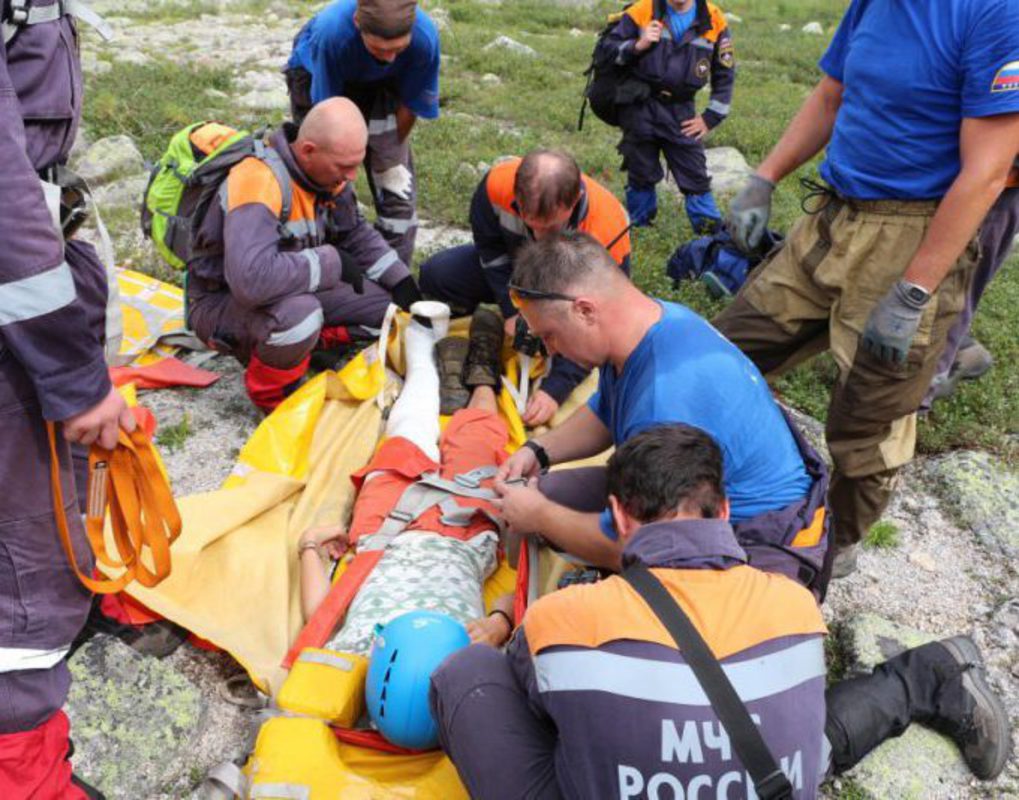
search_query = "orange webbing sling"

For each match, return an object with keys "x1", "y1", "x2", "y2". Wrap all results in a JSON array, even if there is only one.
[{"x1": 46, "y1": 422, "x2": 182, "y2": 594}]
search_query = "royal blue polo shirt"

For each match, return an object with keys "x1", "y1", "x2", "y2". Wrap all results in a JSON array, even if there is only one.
[
  {"x1": 818, "y1": 0, "x2": 1019, "y2": 200},
  {"x1": 287, "y1": 0, "x2": 441, "y2": 119},
  {"x1": 588, "y1": 300, "x2": 812, "y2": 538}
]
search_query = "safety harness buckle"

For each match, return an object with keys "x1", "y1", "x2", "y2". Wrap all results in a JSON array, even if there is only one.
[
  {"x1": 386, "y1": 509, "x2": 415, "y2": 523},
  {"x1": 453, "y1": 473, "x2": 481, "y2": 490},
  {"x1": 9, "y1": 0, "x2": 30, "y2": 25}
]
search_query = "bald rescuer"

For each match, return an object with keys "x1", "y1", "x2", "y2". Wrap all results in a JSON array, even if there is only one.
[
  {"x1": 419, "y1": 150, "x2": 632, "y2": 426},
  {"x1": 188, "y1": 97, "x2": 422, "y2": 411},
  {"x1": 431, "y1": 424, "x2": 1012, "y2": 799}
]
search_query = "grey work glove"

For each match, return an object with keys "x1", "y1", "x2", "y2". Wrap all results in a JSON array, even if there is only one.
[
  {"x1": 861, "y1": 280, "x2": 930, "y2": 364},
  {"x1": 727, "y1": 173, "x2": 776, "y2": 253}
]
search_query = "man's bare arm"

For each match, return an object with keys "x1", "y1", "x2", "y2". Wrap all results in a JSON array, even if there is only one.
[
  {"x1": 757, "y1": 76, "x2": 844, "y2": 184},
  {"x1": 903, "y1": 115, "x2": 1019, "y2": 292}
]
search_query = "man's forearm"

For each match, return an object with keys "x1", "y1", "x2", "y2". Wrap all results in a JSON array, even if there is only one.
[
  {"x1": 396, "y1": 105, "x2": 416, "y2": 142},
  {"x1": 757, "y1": 76, "x2": 843, "y2": 184},
  {"x1": 902, "y1": 115, "x2": 1019, "y2": 291},
  {"x1": 535, "y1": 504, "x2": 623, "y2": 571},
  {"x1": 534, "y1": 405, "x2": 612, "y2": 465}
]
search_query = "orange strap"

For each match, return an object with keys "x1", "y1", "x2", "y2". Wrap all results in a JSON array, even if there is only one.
[{"x1": 47, "y1": 422, "x2": 182, "y2": 595}]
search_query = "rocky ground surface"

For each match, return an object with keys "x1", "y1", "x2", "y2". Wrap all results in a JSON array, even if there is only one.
[{"x1": 62, "y1": 3, "x2": 1018, "y2": 799}]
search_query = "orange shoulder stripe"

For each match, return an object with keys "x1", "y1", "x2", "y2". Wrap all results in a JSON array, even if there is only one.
[
  {"x1": 625, "y1": 0, "x2": 655, "y2": 28},
  {"x1": 579, "y1": 175, "x2": 631, "y2": 264},
  {"x1": 485, "y1": 158, "x2": 521, "y2": 213},
  {"x1": 226, "y1": 157, "x2": 283, "y2": 215},
  {"x1": 524, "y1": 565, "x2": 826, "y2": 660}
]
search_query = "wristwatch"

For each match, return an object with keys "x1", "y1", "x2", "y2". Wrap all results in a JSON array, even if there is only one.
[
  {"x1": 900, "y1": 280, "x2": 932, "y2": 306},
  {"x1": 522, "y1": 440, "x2": 550, "y2": 472}
]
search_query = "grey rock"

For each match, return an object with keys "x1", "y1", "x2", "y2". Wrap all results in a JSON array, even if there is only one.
[
  {"x1": 725, "y1": 12, "x2": 743, "y2": 23},
  {"x1": 69, "y1": 126, "x2": 90, "y2": 162},
  {"x1": 783, "y1": 405, "x2": 829, "y2": 465},
  {"x1": 67, "y1": 635, "x2": 207, "y2": 798},
  {"x1": 74, "y1": 135, "x2": 145, "y2": 187},
  {"x1": 802, "y1": 21, "x2": 824, "y2": 35},
  {"x1": 839, "y1": 614, "x2": 972, "y2": 799},
  {"x1": 93, "y1": 173, "x2": 150, "y2": 214},
  {"x1": 416, "y1": 219, "x2": 473, "y2": 258},
  {"x1": 483, "y1": 35, "x2": 538, "y2": 58},
  {"x1": 115, "y1": 48, "x2": 151, "y2": 66},
  {"x1": 922, "y1": 450, "x2": 1019, "y2": 556},
  {"x1": 706, "y1": 146, "x2": 752, "y2": 195},
  {"x1": 481, "y1": 72, "x2": 502, "y2": 86},
  {"x1": 548, "y1": 0, "x2": 595, "y2": 7},
  {"x1": 237, "y1": 88, "x2": 290, "y2": 110},
  {"x1": 456, "y1": 161, "x2": 480, "y2": 182},
  {"x1": 430, "y1": 7, "x2": 451, "y2": 30},
  {"x1": 778, "y1": 23, "x2": 792, "y2": 32}
]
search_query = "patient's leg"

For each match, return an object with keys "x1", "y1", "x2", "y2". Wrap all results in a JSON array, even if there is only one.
[{"x1": 383, "y1": 301, "x2": 448, "y2": 461}]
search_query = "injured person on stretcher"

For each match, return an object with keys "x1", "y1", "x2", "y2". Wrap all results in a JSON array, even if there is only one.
[{"x1": 298, "y1": 301, "x2": 517, "y2": 656}]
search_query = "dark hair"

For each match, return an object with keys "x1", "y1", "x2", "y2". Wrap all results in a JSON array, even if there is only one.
[
  {"x1": 513, "y1": 149, "x2": 582, "y2": 219},
  {"x1": 606, "y1": 424, "x2": 726, "y2": 523},
  {"x1": 356, "y1": 0, "x2": 416, "y2": 39},
  {"x1": 511, "y1": 230, "x2": 618, "y2": 296}
]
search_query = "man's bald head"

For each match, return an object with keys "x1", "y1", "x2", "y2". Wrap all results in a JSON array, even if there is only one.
[
  {"x1": 513, "y1": 149, "x2": 582, "y2": 233},
  {"x1": 297, "y1": 97, "x2": 368, "y2": 152},
  {"x1": 292, "y1": 98, "x2": 368, "y2": 194}
]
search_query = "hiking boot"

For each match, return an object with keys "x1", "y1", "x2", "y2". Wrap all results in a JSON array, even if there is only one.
[
  {"x1": 953, "y1": 336, "x2": 993, "y2": 381},
  {"x1": 436, "y1": 336, "x2": 470, "y2": 415},
  {"x1": 830, "y1": 543, "x2": 859, "y2": 580},
  {"x1": 927, "y1": 636, "x2": 1012, "y2": 780},
  {"x1": 463, "y1": 307, "x2": 504, "y2": 389}
]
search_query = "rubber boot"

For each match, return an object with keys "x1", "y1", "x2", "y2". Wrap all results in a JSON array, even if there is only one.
[
  {"x1": 625, "y1": 183, "x2": 658, "y2": 227},
  {"x1": 244, "y1": 354, "x2": 310, "y2": 413},
  {"x1": 685, "y1": 191, "x2": 722, "y2": 235},
  {"x1": 436, "y1": 337, "x2": 471, "y2": 415},
  {"x1": 825, "y1": 636, "x2": 1011, "y2": 780},
  {"x1": 462, "y1": 307, "x2": 504, "y2": 389}
]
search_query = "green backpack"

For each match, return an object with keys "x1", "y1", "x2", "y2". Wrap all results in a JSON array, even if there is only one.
[{"x1": 141, "y1": 121, "x2": 293, "y2": 270}]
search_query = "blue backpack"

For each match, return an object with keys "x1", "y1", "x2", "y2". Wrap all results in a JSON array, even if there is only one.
[{"x1": 666, "y1": 228, "x2": 783, "y2": 299}]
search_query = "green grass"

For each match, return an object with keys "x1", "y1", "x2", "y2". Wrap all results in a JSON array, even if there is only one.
[
  {"x1": 863, "y1": 520, "x2": 901, "y2": 550},
  {"x1": 78, "y1": 0, "x2": 1019, "y2": 456},
  {"x1": 156, "y1": 412, "x2": 193, "y2": 453},
  {"x1": 82, "y1": 61, "x2": 235, "y2": 161}
]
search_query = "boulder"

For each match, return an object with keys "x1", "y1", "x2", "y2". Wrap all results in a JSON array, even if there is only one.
[
  {"x1": 74, "y1": 135, "x2": 145, "y2": 187},
  {"x1": 66, "y1": 636, "x2": 207, "y2": 798},
  {"x1": 921, "y1": 450, "x2": 1019, "y2": 556},
  {"x1": 706, "y1": 146, "x2": 752, "y2": 195},
  {"x1": 483, "y1": 35, "x2": 538, "y2": 58},
  {"x1": 838, "y1": 615, "x2": 973, "y2": 799},
  {"x1": 481, "y1": 72, "x2": 502, "y2": 86},
  {"x1": 93, "y1": 173, "x2": 150, "y2": 215},
  {"x1": 802, "y1": 21, "x2": 824, "y2": 35}
]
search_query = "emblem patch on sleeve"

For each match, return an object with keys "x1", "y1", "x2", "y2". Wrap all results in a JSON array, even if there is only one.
[
  {"x1": 719, "y1": 39, "x2": 735, "y2": 69},
  {"x1": 991, "y1": 61, "x2": 1019, "y2": 93}
]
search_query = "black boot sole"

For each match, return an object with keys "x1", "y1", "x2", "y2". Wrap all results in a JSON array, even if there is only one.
[{"x1": 940, "y1": 635, "x2": 1012, "y2": 780}]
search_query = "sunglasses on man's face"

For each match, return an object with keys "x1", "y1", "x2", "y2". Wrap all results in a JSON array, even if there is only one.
[{"x1": 508, "y1": 284, "x2": 578, "y2": 310}]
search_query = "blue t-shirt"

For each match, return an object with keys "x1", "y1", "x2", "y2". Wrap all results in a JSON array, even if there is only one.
[
  {"x1": 288, "y1": 0, "x2": 441, "y2": 119},
  {"x1": 818, "y1": 0, "x2": 1019, "y2": 200},
  {"x1": 588, "y1": 301, "x2": 811, "y2": 537},
  {"x1": 665, "y1": 5, "x2": 696, "y2": 40}
]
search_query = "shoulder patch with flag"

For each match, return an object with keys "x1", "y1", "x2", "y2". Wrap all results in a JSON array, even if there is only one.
[{"x1": 991, "y1": 61, "x2": 1019, "y2": 93}]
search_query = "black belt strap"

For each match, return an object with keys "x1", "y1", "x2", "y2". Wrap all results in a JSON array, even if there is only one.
[{"x1": 622, "y1": 562, "x2": 794, "y2": 800}]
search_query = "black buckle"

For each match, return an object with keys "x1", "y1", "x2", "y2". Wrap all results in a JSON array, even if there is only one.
[{"x1": 755, "y1": 770, "x2": 792, "y2": 800}]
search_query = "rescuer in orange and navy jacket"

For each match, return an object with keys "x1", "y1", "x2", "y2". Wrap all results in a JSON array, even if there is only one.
[
  {"x1": 431, "y1": 424, "x2": 1013, "y2": 798},
  {"x1": 598, "y1": 0, "x2": 735, "y2": 234},
  {"x1": 419, "y1": 150, "x2": 631, "y2": 426},
  {"x1": 188, "y1": 98, "x2": 421, "y2": 411}
]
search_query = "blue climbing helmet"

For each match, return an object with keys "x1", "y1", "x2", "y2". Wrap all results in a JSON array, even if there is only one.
[{"x1": 365, "y1": 610, "x2": 471, "y2": 750}]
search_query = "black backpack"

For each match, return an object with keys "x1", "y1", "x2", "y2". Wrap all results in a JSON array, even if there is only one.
[{"x1": 578, "y1": 0, "x2": 665, "y2": 130}]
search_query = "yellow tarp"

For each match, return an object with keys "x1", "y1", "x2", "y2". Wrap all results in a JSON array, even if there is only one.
[{"x1": 124, "y1": 313, "x2": 599, "y2": 693}]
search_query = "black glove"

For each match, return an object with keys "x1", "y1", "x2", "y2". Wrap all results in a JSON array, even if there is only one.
[
  {"x1": 391, "y1": 276, "x2": 422, "y2": 312},
  {"x1": 338, "y1": 249, "x2": 365, "y2": 295}
]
